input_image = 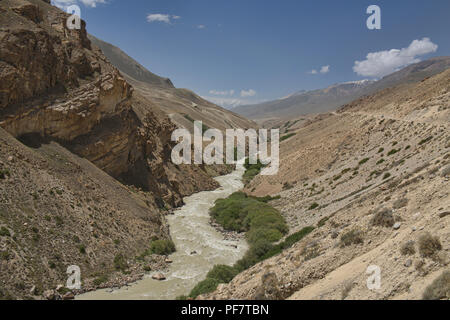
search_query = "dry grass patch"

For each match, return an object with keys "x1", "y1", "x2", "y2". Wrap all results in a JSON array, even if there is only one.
[
  {"x1": 418, "y1": 233, "x2": 442, "y2": 258},
  {"x1": 422, "y1": 270, "x2": 450, "y2": 300}
]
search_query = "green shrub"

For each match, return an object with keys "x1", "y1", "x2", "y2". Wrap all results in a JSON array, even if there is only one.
[
  {"x1": 359, "y1": 158, "x2": 370, "y2": 165},
  {"x1": 189, "y1": 278, "x2": 220, "y2": 298},
  {"x1": 78, "y1": 245, "x2": 86, "y2": 254},
  {"x1": 93, "y1": 274, "x2": 109, "y2": 286},
  {"x1": 383, "y1": 172, "x2": 391, "y2": 179},
  {"x1": 114, "y1": 254, "x2": 128, "y2": 271},
  {"x1": 308, "y1": 203, "x2": 319, "y2": 210},
  {"x1": 210, "y1": 192, "x2": 287, "y2": 239},
  {"x1": 376, "y1": 159, "x2": 385, "y2": 165},
  {"x1": 249, "y1": 195, "x2": 281, "y2": 203},
  {"x1": 419, "y1": 137, "x2": 433, "y2": 146},
  {"x1": 261, "y1": 226, "x2": 314, "y2": 261},
  {"x1": 0, "y1": 168, "x2": 10, "y2": 179},
  {"x1": 191, "y1": 193, "x2": 291, "y2": 297},
  {"x1": 206, "y1": 265, "x2": 238, "y2": 283},
  {"x1": 243, "y1": 159, "x2": 265, "y2": 183},
  {"x1": 246, "y1": 227, "x2": 283, "y2": 243},
  {"x1": 317, "y1": 217, "x2": 330, "y2": 228},
  {"x1": 377, "y1": 148, "x2": 384, "y2": 154},
  {"x1": 235, "y1": 238, "x2": 274, "y2": 272},
  {"x1": 0, "y1": 227, "x2": 10, "y2": 237},
  {"x1": 280, "y1": 133, "x2": 296, "y2": 142},
  {"x1": 387, "y1": 149, "x2": 399, "y2": 156},
  {"x1": 149, "y1": 239, "x2": 176, "y2": 255}
]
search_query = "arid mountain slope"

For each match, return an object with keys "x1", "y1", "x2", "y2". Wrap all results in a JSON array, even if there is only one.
[
  {"x1": 235, "y1": 57, "x2": 450, "y2": 124},
  {"x1": 202, "y1": 68, "x2": 450, "y2": 300},
  {"x1": 87, "y1": 35, "x2": 174, "y2": 89},
  {"x1": 88, "y1": 35, "x2": 256, "y2": 133},
  {"x1": 0, "y1": 0, "x2": 232, "y2": 299}
]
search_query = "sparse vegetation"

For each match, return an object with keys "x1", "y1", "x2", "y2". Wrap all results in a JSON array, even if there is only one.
[
  {"x1": 341, "y1": 280, "x2": 355, "y2": 300},
  {"x1": 371, "y1": 208, "x2": 395, "y2": 227},
  {"x1": 149, "y1": 239, "x2": 176, "y2": 255},
  {"x1": 206, "y1": 265, "x2": 239, "y2": 284},
  {"x1": 249, "y1": 195, "x2": 281, "y2": 203},
  {"x1": 243, "y1": 159, "x2": 265, "y2": 184},
  {"x1": 400, "y1": 240, "x2": 416, "y2": 256},
  {"x1": 113, "y1": 254, "x2": 128, "y2": 271},
  {"x1": 387, "y1": 149, "x2": 400, "y2": 156},
  {"x1": 393, "y1": 197, "x2": 408, "y2": 209},
  {"x1": 418, "y1": 233, "x2": 442, "y2": 258},
  {"x1": 210, "y1": 192, "x2": 287, "y2": 237},
  {"x1": 317, "y1": 216, "x2": 330, "y2": 228},
  {"x1": 0, "y1": 168, "x2": 10, "y2": 179},
  {"x1": 189, "y1": 278, "x2": 220, "y2": 298},
  {"x1": 93, "y1": 274, "x2": 109, "y2": 286},
  {"x1": 302, "y1": 242, "x2": 320, "y2": 261},
  {"x1": 282, "y1": 182, "x2": 294, "y2": 190},
  {"x1": 422, "y1": 270, "x2": 450, "y2": 300},
  {"x1": 340, "y1": 229, "x2": 364, "y2": 247},
  {"x1": 308, "y1": 203, "x2": 319, "y2": 210},
  {"x1": 419, "y1": 136, "x2": 433, "y2": 146},
  {"x1": 280, "y1": 133, "x2": 297, "y2": 142},
  {"x1": 0, "y1": 227, "x2": 10, "y2": 237},
  {"x1": 359, "y1": 158, "x2": 370, "y2": 165},
  {"x1": 78, "y1": 245, "x2": 86, "y2": 254}
]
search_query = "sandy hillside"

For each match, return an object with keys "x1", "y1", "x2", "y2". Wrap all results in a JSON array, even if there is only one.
[{"x1": 201, "y1": 68, "x2": 450, "y2": 300}]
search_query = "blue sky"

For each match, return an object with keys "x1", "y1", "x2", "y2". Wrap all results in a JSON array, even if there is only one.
[{"x1": 53, "y1": 0, "x2": 450, "y2": 108}]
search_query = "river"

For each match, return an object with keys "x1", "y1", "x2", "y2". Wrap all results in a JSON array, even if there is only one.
[{"x1": 77, "y1": 164, "x2": 248, "y2": 300}]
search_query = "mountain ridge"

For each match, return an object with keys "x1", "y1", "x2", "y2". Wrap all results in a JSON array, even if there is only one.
[{"x1": 234, "y1": 56, "x2": 450, "y2": 123}]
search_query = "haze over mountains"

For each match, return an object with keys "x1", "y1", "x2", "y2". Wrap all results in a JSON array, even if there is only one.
[
  {"x1": 88, "y1": 35, "x2": 255, "y2": 133},
  {"x1": 234, "y1": 57, "x2": 450, "y2": 123}
]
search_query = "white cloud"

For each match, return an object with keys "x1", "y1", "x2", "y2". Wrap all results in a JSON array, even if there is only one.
[
  {"x1": 80, "y1": 0, "x2": 105, "y2": 7},
  {"x1": 209, "y1": 90, "x2": 235, "y2": 96},
  {"x1": 197, "y1": 25, "x2": 206, "y2": 29},
  {"x1": 353, "y1": 38, "x2": 438, "y2": 78},
  {"x1": 308, "y1": 65, "x2": 329, "y2": 75},
  {"x1": 240, "y1": 89, "x2": 256, "y2": 97},
  {"x1": 147, "y1": 14, "x2": 172, "y2": 24},
  {"x1": 320, "y1": 65, "x2": 330, "y2": 74},
  {"x1": 172, "y1": 15, "x2": 181, "y2": 20},
  {"x1": 52, "y1": 0, "x2": 106, "y2": 8}
]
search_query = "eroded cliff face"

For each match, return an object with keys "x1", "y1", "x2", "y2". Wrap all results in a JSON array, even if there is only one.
[
  {"x1": 0, "y1": 0, "x2": 232, "y2": 299},
  {"x1": 0, "y1": 0, "x2": 221, "y2": 209}
]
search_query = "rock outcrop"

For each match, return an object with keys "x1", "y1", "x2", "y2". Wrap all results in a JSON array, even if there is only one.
[{"x1": 0, "y1": 0, "x2": 222, "y2": 208}]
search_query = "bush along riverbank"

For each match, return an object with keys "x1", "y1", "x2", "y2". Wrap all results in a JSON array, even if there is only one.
[{"x1": 180, "y1": 192, "x2": 314, "y2": 299}]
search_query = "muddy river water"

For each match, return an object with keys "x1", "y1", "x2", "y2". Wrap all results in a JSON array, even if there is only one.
[{"x1": 77, "y1": 165, "x2": 247, "y2": 300}]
